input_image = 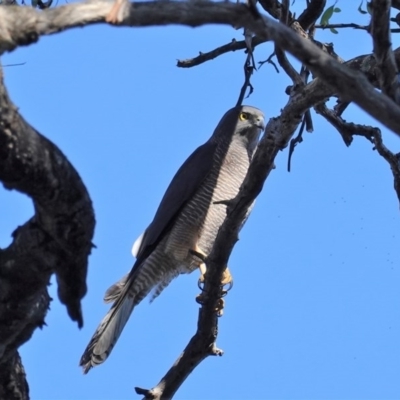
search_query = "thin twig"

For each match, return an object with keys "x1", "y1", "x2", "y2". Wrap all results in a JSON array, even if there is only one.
[
  {"x1": 314, "y1": 102, "x2": 375, "y2": 146},
  {"x1": 333, "y1": 99, "x2": 350, "y2": 117},
  {"x1": 287, "y1": 115, "x2": 307, "y2": 172},
  {"x1": 236, "y1": 53, "x2": 255, "y2": 106},
  {"x1": 177, "y1": 36, "x2": 266, "y2": 68},
  {"x1": 258, "y1": 50, "x2": 279, "y2": 72},
  {"x1": 373, "y1": 131, "x2": 400, "y2": 205},
  {"x1": 2, "y1": 62, "x2": 26, "y2": 67},
  {"x1": 315, "y1": 102, "x2": 400, "y2": 205},
  {"x1": 315, "y1": 23, "x2": 369, "y2": 30}
]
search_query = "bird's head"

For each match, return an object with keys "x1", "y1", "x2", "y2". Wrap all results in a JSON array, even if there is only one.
[
  {"x1": 214, "y1": 105, "x2": 265, "y2": 155},
  {"x1": 234, "y1": 105, "x2": 265, "y2": 135},
  {"x1": 211, "y1": 105, "x2": 265, "y2": 157},
  {"x1": 216, "y1": 104, "x2": 265, "y2": 135}
]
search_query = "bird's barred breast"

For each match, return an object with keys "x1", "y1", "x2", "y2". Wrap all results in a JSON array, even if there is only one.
[{"x1": 164, "y1": 142, "x2": 251, "y2": 272}]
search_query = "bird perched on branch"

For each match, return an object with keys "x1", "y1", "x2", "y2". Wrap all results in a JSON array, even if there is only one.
[{"x1": 80, "y1": 105, "x2": 265, "y2": 373}]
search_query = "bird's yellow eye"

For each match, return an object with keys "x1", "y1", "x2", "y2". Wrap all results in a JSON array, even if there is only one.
[{"x1": 239, "y1": 112, "x2": 249, "y2": 121}]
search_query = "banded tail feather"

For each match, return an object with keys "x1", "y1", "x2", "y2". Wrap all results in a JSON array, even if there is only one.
[{"x1": 80, "y1": 285, "x2": 136, "y2": 373}]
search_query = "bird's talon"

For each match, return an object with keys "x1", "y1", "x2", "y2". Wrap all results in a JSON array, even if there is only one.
[
  {"x1": 196, "y1": 293, "x2": 205, "y2": 305},
  {"x1": 198, "y1": 278, "x2": 205, "y2": 291},
  {"x1": 216, "y1": 298, "x2": 225, "y2": 317},
  {"x1": 222, "y1": 280, "x2": 233, "y2": 292},
  {"x1": 196, "y1": 291, "x2": 226, "y2": 316}
]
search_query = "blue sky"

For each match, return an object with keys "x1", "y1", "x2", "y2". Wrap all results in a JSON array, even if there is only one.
[{"x1": 2, "y1": 1, "x2": 400, "y2": 399}]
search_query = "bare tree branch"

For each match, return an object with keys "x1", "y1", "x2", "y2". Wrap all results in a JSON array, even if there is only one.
[
  {"x1": 258, "y1": 50, "x2": 279, "y2": 71},
  {"x1": 177, "y1": 36, "x2": 266, "y2": 68},
  {"x1": 314, "y1": 102, "x2": 375, "y2": 146},
  {"x1": 314, "y1": 102, "x2": 400, "y2": 206},
  {"x1": 0, "y1": 351, "x2": 29, "y2": 400},
  {"x1": 0, "y1": 65, "x2": 95, "y2": 398},
  {"x1": 176, "y1": 18, "x2": 332, "y2": 70},
  {"x1": 1, "y1": 1, "x2": 400, "y2": 135},
  {"x1": 315, "y1": 22, "x2": 369, "y2": 30},
  {"x1": 274, "y1": 43, "x2": 302, "y2": 84},
  {"x1": 236, "y1": 53, "x2": 255, "y2": 106},
  {"x1": 287, "y1": 115, "x2": 307, "y2": 172},
  {"x1": 134, "y1": 77, "x2": 311, "y2": 399},
  {"x1": 373, "y1": 130, "x2": 400, "y2": 203},
  {"x1": 297, "y1": 0, "x2": 327, "y2": 31},
  {"x1": 392, "y1": 0, "x2": 400, "y2": 10},
  {"x1": 248, "y1": 15, "x2": 400, "y2": 136},
  {"x1": 370, "y1": 0, "x2": 400, "y2": 102},
  {"x1": 134, "y1": 290, "x2": 224, "y2": 399},
  {"x1": 257, "y1": 0, "x2": 284, "y2": 19},
  {"x1": 274, "y1": 0, "x2": 303, "y2": 86},
  {"x1": 0, "y1": 1, "x2": 263, "y2": 55}
]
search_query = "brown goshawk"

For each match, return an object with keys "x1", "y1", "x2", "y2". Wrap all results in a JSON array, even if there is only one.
[{"x1": 80, "y1": 105, "x2": 265, "y2": 372}]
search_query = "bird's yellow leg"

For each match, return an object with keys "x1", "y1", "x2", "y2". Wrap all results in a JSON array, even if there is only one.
[
  {"x1": 198, "y1": 262, "x2": 207, "y2": 286},
  {"x1": 189, "y1": 245, "x2": 208, "y2": 285},
  {"x1": 190, "y1": 245, "x2": 233, "y2": 317},
  {"x1": 221, "y1": 267, "x2": 233, "y2": 289},
  {"x1": 189, "y1": 245, "x2": 234, "y2": 291}
]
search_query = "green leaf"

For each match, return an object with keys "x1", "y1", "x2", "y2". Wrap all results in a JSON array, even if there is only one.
[
  {"x1": 330, "y1": 27, "x2": 339, "y2": 34},
  {"x1": 320, "y1": 1, "x2": 340, "y2": 26},
  {"x1": 320, "y1": 5, "x2": 334, "y2": 26}
]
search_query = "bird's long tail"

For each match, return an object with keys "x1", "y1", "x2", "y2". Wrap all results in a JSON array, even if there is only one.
[
  {"x1": 79, "y1": 282, "x2": 137, "y2": 373},
  {"x1": 80, "y1": 253, "x2": 179, "y2": 373}
]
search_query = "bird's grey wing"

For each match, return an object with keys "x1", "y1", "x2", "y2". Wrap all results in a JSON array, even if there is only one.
[
  {"x1": 134, "y1": 140, "x2": 218, "y2": 262},
  {"x1": 104, "y1": 140, "x2": 218, "y2": 304},
  {"x1": 82, "y1": 140, "x2": 218, "y2": 371}
]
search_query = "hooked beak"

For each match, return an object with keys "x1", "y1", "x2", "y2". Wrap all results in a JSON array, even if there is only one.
[{"x1": 256, "y1": 116, "x2": 265, "y2": 131}]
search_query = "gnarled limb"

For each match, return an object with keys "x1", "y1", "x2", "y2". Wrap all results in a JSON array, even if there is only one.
[{"x1": 0, "y1": 66, "x2": 95, "y2": 399}]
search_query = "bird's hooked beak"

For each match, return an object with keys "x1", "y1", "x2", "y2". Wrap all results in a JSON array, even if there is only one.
[{"x1": 255, "y1": 115, "x2": 265, "y2": 131}]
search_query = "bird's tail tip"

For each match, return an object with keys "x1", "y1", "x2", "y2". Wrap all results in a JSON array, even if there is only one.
[
  {"x1": 80, "y1": 359, "x2": 92, "y2": 374},
  {"x1": 79, "y1": 339, "x2": 104, "y2": 374},
  {"x1": 79, "y1": 292, "x2": 136, "y2": 374}
]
